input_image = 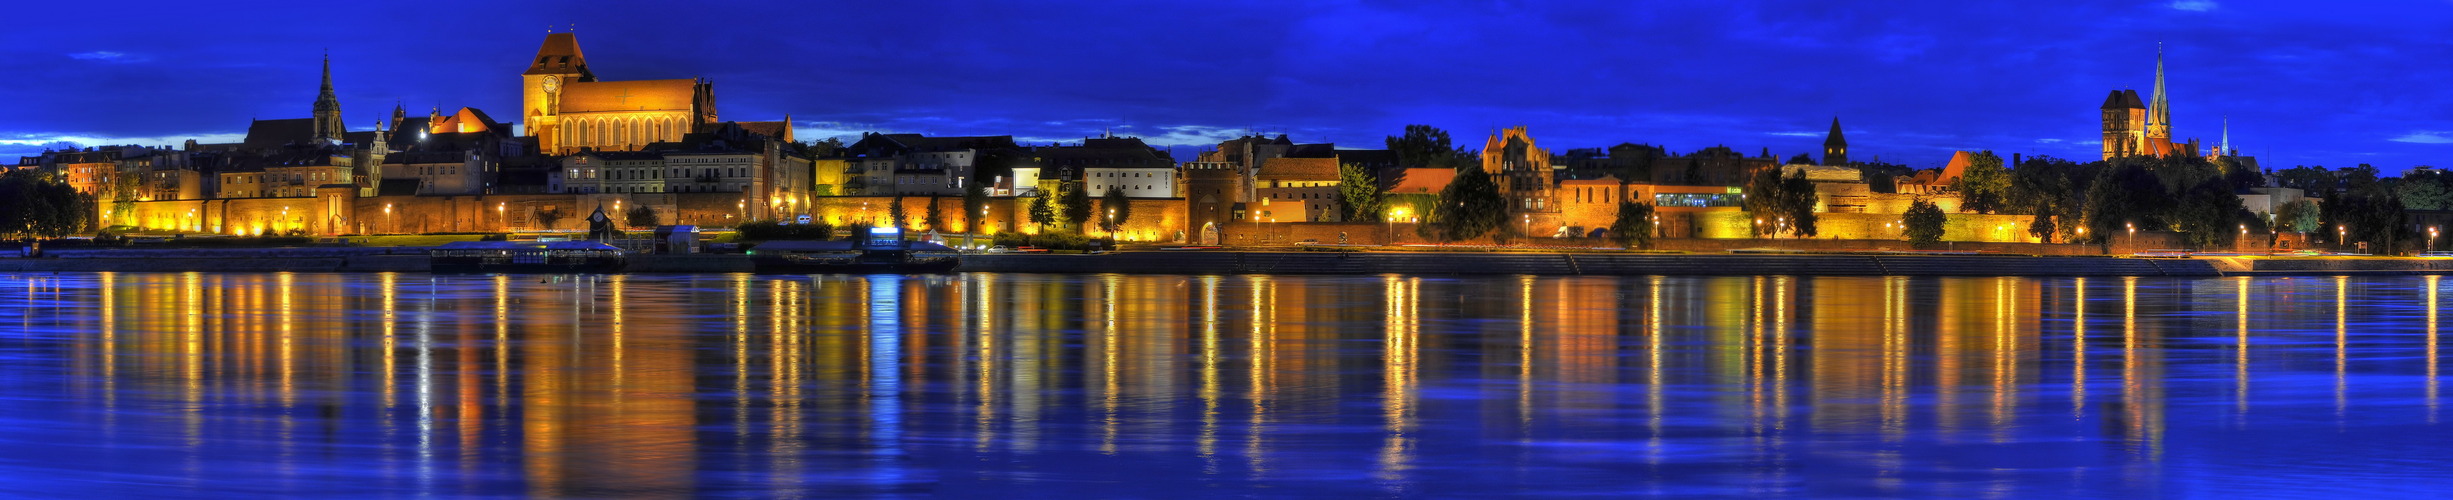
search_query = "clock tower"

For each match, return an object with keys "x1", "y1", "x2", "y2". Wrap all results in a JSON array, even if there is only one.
[{"x1": 523, "y1": 32, "x2": 595, "y2": 153}]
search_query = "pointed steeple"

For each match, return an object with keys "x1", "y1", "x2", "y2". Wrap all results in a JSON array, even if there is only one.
[
  {"x1": 312, "y1": 52, "x2": 344, "y2": 143},
  {"x1": 2219, "y1": 115, "x2": 2231, "y2": 156},
  {"x1": 1822, "y1": 116, "x2": 1849, "y2": 166},
  {"x1": 2146, "y1": 43, "x2": 2171, "y2": 141}
]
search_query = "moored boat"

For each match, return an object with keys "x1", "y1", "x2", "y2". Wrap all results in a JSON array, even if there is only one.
[
  {"x1": 429, "y1": 240, "x2": 628, "y2": 274},
  {"x1": 748, "y1": 227, "x2": 960, "y2": 274}
]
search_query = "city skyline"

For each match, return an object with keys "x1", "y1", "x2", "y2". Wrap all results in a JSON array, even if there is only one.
[{"x1": 4, "y1": 1, "x2": 2448, "y2": 169}]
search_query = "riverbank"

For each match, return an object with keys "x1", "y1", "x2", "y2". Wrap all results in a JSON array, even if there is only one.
[{"x1": 12, "y1": 248, "x2": 2453, "y2": 276}]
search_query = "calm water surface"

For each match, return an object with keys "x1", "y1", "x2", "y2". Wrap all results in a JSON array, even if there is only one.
[{"x1": 1, "y1": 272, "x2": 2449, "y2": 497}]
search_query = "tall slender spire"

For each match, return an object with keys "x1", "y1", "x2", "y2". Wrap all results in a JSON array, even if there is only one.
[
  {"x1": 2220, "y1": 115, "x2": 2231, "y2": 155},
  {"x1": 2147, "y1": 43, "x2": 2170, "y2": 139},
  {"x1": 312, "y1": 52, "x2": 345, "y2": 143}
]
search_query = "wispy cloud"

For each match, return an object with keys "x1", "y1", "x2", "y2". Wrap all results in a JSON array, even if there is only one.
[
  {"x1": 0, "y1": 132, "x2": 244, "y2": 156},
  {"x1": 2390, "y1": 131, "x2": 2453, "y2": 144},
  {"x1": 67, "y1": 51, "x2": 141, "y2": 63},
  {"x1": 2036, "y1": 138, "x2": 2065, "y2": 144},
  {"x1": 1766, "y1": 131, "x2": 1820, "y2": 137},
  {"x1": 2169, "y1": 0, "x2": 2217, "y2": 12}
]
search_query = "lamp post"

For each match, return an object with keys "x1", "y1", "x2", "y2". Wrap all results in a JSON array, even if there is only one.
[
  {"x1": 2126, "y1": 222, "x2": 2136, "y2": 253},
  {"x1": 2239, "y1": 224, "x2": 2248, "y2": 251},
  {"x1": 383, "y1": 204, "x2": 393, "y2": 235},
  {"x1": 2432, "y1": 226, "x2": 2441, "y2": 253},
  {"x1": 2338, "y1": 224, "x2": 2347, "y2": 251},
  {"x1": 497, "y1": 202, "x2": 506, "y2": 231}
]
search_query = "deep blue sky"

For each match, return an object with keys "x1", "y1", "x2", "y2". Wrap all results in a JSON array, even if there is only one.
[{"x1": 4, "y1": 0, "x2": 2448, "y2": 170}]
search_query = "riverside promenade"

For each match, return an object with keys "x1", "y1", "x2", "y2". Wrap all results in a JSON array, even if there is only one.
[{"x1": 15, "y1": 247, "x2": 2453, "y2": 276}]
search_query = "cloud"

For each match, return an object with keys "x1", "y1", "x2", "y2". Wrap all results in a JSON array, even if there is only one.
[
  {"x1": 1766, "y1": 131, "x2": 1821, "y2": 137},
  {"x1": 2169, "y1": 0, "x2": 2217, "y2": 11},
  {"x1": 0, "y1": 131, "x2": 244, "y2": 157},
  {"x1": 2390, "y1": 131, "x2": 2453, "y2": 144},
  {"x1": 67, "y1": 51, "x2": 140, "y2": 62},
  {"x1": 2036, "y1": 138, "x2": 2064, "y2": 144}
]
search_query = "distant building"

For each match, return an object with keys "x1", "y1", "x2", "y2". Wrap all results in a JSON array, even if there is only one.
[
  {"x1": 2100, "y1": 46, "x2": 2204, "y2": 161},
  {"x1": 522, "y1": 33, "x2": 718, "y2": 154}
]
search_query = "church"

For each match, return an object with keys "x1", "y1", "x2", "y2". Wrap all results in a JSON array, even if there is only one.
[
  {"x1": 2099, "y1": 47, "x2": 2205, "y2": 161},
  {"x1": 521, "y1": 32, "x2": 722, "y2": 154}
]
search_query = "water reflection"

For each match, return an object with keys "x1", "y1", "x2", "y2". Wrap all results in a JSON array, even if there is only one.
[{"x1": 0, "y1": 272, "x2": 2449, "y2": 497}]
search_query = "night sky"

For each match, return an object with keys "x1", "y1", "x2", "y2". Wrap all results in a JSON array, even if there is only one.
[{"x1": 4, "y1": 1, "x2": 2447, "y2": 170}]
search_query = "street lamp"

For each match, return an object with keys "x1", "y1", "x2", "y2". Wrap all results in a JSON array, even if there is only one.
[
  {"x1": 2239, "y1": 224, "x2": 2248, "y2": 251},
  {"x1": 384, "y1": 204, "x2": 393, "y2": 234},
  {"x1": 2433, "y1": 226, "x2": 2442, "y2": 253},
  {"x1": 497, "y1": 202, "x2": 506, "y2": 230},
  {"x1": 2126, "y1": 222, "x2": 2136, "y2": 251},
  {"x1": 1523, "y1": 214, "x2": 1532, "y2": 240},
  {"x1": 2338, "y1": 224, "x2": 2347, "y2": 250}
]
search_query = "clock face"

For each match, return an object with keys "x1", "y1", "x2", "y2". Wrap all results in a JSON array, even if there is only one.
[{"x1": 542, "y1": 75, "x2": 560, "y2": 93}]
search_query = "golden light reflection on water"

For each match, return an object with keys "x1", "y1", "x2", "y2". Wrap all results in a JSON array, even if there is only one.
[{"x1": 20, "y1": 272, "x2": 2453, "y2": 496}]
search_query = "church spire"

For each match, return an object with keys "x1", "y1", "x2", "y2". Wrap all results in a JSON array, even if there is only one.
[
  {"x1": 312, "y1": 52, "x2": 344, "y2": 143},
  {"x1": 2146, "y1": 43, "x2": 2171, "y2": 141},
  {"x1": 1822, "y1": 116, "x2": 1848, "y2": 166},
  {"x1": 2220, "y1": 115, "x2": 2231, "y2": 156}
]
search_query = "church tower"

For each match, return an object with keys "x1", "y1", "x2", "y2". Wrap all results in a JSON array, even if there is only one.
[
  {"x1": 1822, "y1": 117, "x2": 1848, "y2": 166},
  {"x1": 2142, "y1": 45, "x2": 2173, "y2": 157},
  {"x1": 312, "y1": 54, "x2": 344, "y2": 143},
  {"x1": 523, "y1": 32, "x2": 596, "y2": 153}
]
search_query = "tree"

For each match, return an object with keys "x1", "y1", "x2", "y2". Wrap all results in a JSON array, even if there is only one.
[
  {"x1": 2398, "y1": 170, "x2": 2453, "y2": 211},
  {"x1": 624, "y1": 205, "x2": 659, "y2": 228},
  {"x1": 1099, "y1": 187, "x2": 1131, "y2": 233},
  {"x1": 1429, "y1": 164, "x2": 1506, "y2": 241},
  {"x1": 1338, "y1": 162, "x2": 1383, "y2": 221},
  {"x1": 0, "y1": 170, "x2": 95, "y2": 238},
  {"x1": 1386, "y1": 124, "x2": 1457, "y2": 168},
  {"x1": 532, "y1": 207, "x2": 565, "y2": 230},
  {"x1": 2275, "y1": 199, "x2": 2322, "y2": 234},
  {"x1": 1027, "y1": 194, "x2": 1055, "y2": 232},
  {"x1": 2010, "y1": 155, "x2": 2084, "y2": 243},
  {"x1": 803, "y1": 137, "x2": 846, "y2": 158},
  {"x1": 1609, "y1": 201, "x2": 1655, "y2": 249},
  {"x1": 1952, "y1": 151, "x2": 2012, "y2": 214},
  {"x1": 2080, "y1": 161, "x2": 2169, "y2": 244},
  {"x1": 109, "y1": 171, "x2": 142, "y2": 226},
  {"x1": 2172, "y1": 179, "x2": 2249, "y2": 250},
  {"x1": 2274, "y1": 165, "x2": 2336, "y2": 194},
  {"x1": 888, "y1": 195, "x2": 908, "y2": 228},
  {"x1": 1785, "y1": 153, "x2": 1816, "y2": 166},
  {"x1": 1059, "y1": 181, "x2": 1093, "y2": 233},
  {"x1": 1903, "y1": 200, "x2": 1947, "y2": 245},
  {"x1": 963, "y1": 181, "x2": 988, "y2": 233},
  {"x1": 923, "y1": 196, "x2": 944, "y2": 231},
  {"x1": 1743, "y1": 167, "x2": 1819, "y2": 237}
]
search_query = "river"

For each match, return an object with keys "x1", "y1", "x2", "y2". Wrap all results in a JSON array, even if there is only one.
[{"x1": 0, "y1": 272, "x2": 2445, "y2": 497}]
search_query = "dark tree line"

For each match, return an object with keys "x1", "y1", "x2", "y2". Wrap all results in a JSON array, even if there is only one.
[{"x1": 0, "y1": 170, "x2": 96, "y2": 238}]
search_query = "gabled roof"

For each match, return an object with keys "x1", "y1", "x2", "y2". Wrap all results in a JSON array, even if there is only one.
[
  {"x1": 524, "y1": 33, "x2": 594, "y2": 78},
  {"x1": 560, "y1": 79, "x2": 696, "y2": 113},
  {"x1": 1384, "y1": 167, "x2": 1454, "y2": 194},
  {"x1": 428, "y1": 107, "x2": 504, "y2": 134},
  {"x1": 735, "y1": 121, "x2": 793, "y2": 143},
  {"x1": 1256, "y1": 157, "x2": 1340, "y2": 181},
  {"x1": 242, "y1": 118, "x2": 316, "y2": 150},
  {"x1": 2101, "y1": 89, "x2": 2145, "y2": 110}
]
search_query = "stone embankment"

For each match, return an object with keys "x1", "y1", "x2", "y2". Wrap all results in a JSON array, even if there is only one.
[
  {"x1": 16, "y1": 248, "x2": 2453, "y2": 277},
  {"x1": 963, "y1": 252, "x2": 2223, "y2": 277}
]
